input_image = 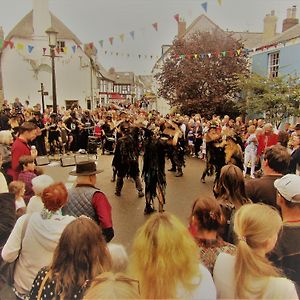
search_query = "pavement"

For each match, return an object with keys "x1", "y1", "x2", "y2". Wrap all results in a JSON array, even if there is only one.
[{"x1": 43, "y1": 153, "x2": 214, "y2": 251}]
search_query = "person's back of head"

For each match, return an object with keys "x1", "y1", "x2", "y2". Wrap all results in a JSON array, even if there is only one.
[
  {"x1": 50, "y1": 216, "x2": 112, "y2": 299},
  {"x1": 129, "y1": 212, "x2": 199, "y2": 299},
  {"x1": 41, "y1": 182, "x2": 68, "y2": 212},
  {"x1": 31, "y1": 175, "x2": 54, "y2": 196},
  {"x1": 264, "y1": 144, "x2": 290, "y2": 174},
  {"x1": 233, "y1": 203, "x2": 282, "y2": 298},
  {"x1": 190, "y1": 197, "x2": 225, "y2": 233},
  {"x1": 83, "y1": 272, "x2": 140, "y2": 299},
  {"x1": 108, "y1": 243, "x2": 128, "y2": 273},
  {"x1": 215, "y1": 165, "x2": 250, "y2": 207}
]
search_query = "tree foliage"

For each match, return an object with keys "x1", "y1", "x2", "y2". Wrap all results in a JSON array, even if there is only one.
[
  {"x1": 155, "y1": 30, "x2": 249, "y2": 117},
  {"x1": 237, "y1": 73, "x2": 300, "y2": 128}
]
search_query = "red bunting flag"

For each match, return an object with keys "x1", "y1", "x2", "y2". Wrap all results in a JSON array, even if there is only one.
[
  {"x1": 109, "y1": 37, "x2": 114, "y2": 45},
  {"x1": 152, "y1": 23, "x2": 158, "y2": 31},
  {"x1": 174, "y1": 14, "x2": 180, "y2": 23},
  {"x1": 89, "y1": 42, "x2": 94, "y2": 49}
]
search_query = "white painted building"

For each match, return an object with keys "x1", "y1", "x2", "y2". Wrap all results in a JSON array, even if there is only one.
[{"x1": 1, "y1": 0, "x2": 96, "y2": 110}]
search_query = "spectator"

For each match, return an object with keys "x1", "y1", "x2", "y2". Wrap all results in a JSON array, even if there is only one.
[
  {"x1": 30, "y1": 217, "x2": 111, "y2": 299},
  {"x1": 189, "y1": 197, "x2": 236, "y2": 274},
  {"x1": 107, "y1": 243, "x2": 129, "y2": 273},
  {"x1": 1, "y1": 182, "x2": 75, "y2": 299},
  {"x1": 213, "y1": 203, "x2": 298, "y2": 299},
  {"x1": 83, "y1": 272, "x2": 140, "y2": 300},
  {"x1": 0, "y1": 130, "x2": 13, "y2": 179},
  {"x1": 270, "y1": 174, "x2": 300, "y2": 296},
  {"x1": 214, "y1": 164, "x2": 251, "y2": 243},
  {"x1": 17, "y1": 155, "x2": 37, "y2": 203},
  {"x1": 288, "y1": 134, "x2": 300, "y2": 174},
  {"x1": 63, "y1": 161, "x2": 114, "y2": 242},
  {"x1": 128, "y1": 212, "x2": 216, "y2": 299},
  {"x1": 26, "y1": 174, "x2": 54, "y2": 214},
  {"x1": 9, "y1": 122, "x2": 37, "y2": 180},
  {"x1": 243, "y1": 125, "x2": 258, "y2": 178},
  {"x1": 8, "y1": 181, "x2": 26, "y2": 219},
  {"x1": 0, "y1": 153, "x2": 8, "y2": 193},
  {"x1": 245, "y1": 144, "x2": 290, "y2": 208},
  {"x1": 257, "y1": 123, "x2": 278, "y2": 162}
]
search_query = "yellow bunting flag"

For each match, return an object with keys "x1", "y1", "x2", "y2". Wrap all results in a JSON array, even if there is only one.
[
  {"x1": 16, "y1": 43, "x2": 24, "y2": 50},
  {"x1": 217, "y1": 0, "x2": 222, "y2": 6},
  {"x1": 119, "y1": 34, "x2": 125, "y2": 42}
]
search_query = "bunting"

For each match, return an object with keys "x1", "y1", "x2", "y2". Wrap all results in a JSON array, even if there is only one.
[
  {"x1": 28, "y1": 45, "x2": 34, "y2": 53},
  {"x1": 152, "y1": 22, "x2": 158, "y2": 31},
  {"x1": 217, "y1": 0, "x2": 222, "y2": 6},
  {"x1": 130, "y1": 31, "x2": 135, "y2": 40},
  {"x1": 119, "y1": 34, "x2": 125, "y2": 43},
  {"x1": 72, "y1": 45, "x2": 76, "y2": 53},
  {"x1": 201, "y1": 2, "x2": 208, "y2": 13},
  {"x1": 16, "y1": 43, "x2": 24, "y2": 50},
  {"x1": 99, "y1": 40, "x2": 104, "y2": 48},
  {"x1": 174, "y1": 13, "x2": 180, "y2": 23},
  {"x1": 109, "y1": 37, "x2": 114, "y2": 45}
]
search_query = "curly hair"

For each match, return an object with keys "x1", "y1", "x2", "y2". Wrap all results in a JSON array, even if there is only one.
[{"x1": 41, "y1": 182, "x2": 68, "y2": 212}]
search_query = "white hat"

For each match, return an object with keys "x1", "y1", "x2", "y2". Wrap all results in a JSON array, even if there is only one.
[
  {"x1": 32, "y1": 175, "x2": 54, "y2": 195},
  {"x1": 274, "y1": 174, "x2": 300, "y2": 203}
]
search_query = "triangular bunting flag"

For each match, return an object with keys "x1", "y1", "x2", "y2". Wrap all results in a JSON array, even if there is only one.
[
  {"x1": 119, "y1": 34, "x2": 125, "y2": 42},
  {"x1": 0, "y1": 39, "x2": 2, "y2": 49},
  {"x1": 109, "y1": 37, "x2": 114, "y2": 45},
  {"x1": 138, "y1": 54, "x2": 141, "y2": 59},
  {"x1": 236, "y1": 49, "x2": 241, "y2": 56},
  {"x1": 16, "y1": 43, "x2": 24, "y2": 50},
  {"x1": 201, "y1": 53, "x2": 206, "y2": 59},
  {"x1": 64, "y1": 47, "x2": 67, "y2": 53},
  {"x1": 99, "y1": 40, "x2": 104, "y2": 48},
  {"x1": 72, "y1": 45, "x2": 76, "y2": 53},
  {"x1": 207, "y1": 53, "x2": 212, "y2": 58},
  {"x1": 174, "y1": 14, "x2": 180, "y2": 23},
  {"x1": 27, "y1": 45, "x2": 34, "y2": 53},
  {"x1": 104, "y1": 50, "x2": 108, "y2": 54},
  {"x1": 43, "y1": 48, "x2": 47, "y2": 55},
  {"x1": 89, "y1": 42, "x2": 94, "y2": 49},
  {"x1": 201, "y1": 2, "x2": 208, "y2": 13},
  {"x1": 221, "y1": 51, "x2": 226, "y2": 57},
  {"x1": 194, "y1": 54, "x2": 198, "y2": 59},
  {"x1": 217, "y1": 0, "x2": 222, "y2": 6},
  {"x1": 152, "y1": 23, "x2": 158, "y2": 31},
  {"x1": 130, "y1": 31, "x2": 135, "y2": 40}
]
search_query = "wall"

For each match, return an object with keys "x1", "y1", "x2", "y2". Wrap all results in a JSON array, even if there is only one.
[{"x1": 1, "y1": 36, "x2": 94, "y2": 109}]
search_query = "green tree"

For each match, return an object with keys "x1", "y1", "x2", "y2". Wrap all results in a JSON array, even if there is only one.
[
  {"x1": 155, "y1": 30, "x2": 249, "y2": 117},
  {"x1": 237, "y1": 74, "x2": 300, "y2": 128}
]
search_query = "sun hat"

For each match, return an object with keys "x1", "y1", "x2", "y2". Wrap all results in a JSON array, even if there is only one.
[
  {"x1": 69, "y1": 161, "x2": 103, "y2": 176},
  {"x1": 274, "y1": 174, "x2": 300, "y2": 203}
]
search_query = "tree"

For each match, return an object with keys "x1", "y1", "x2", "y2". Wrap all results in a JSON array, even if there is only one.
[
  {"x1": 155, "y1": 30, "x2": 249, "y2": 117},
  {"x1": 237, "y1": 74, "x2": 300, "y2": 128}
]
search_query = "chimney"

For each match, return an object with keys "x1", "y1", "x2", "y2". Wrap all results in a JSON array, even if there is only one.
[
  {"x1": 33, "y1": 0, "x2": 51, "y2": 37},
  {"x1": 282, "y1": 5, "x2": 299, "y2": 32},
  {"x1": 263, "y1": 10, "x2": 277, "y2": 39},
  {"x1": 178, "y1": 18, "x2": 186, "y2": 39}
]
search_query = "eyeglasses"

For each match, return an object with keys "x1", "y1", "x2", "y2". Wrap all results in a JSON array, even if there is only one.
[{"x1": 90, "y1": 273, "x2": 140, "y2": 295}]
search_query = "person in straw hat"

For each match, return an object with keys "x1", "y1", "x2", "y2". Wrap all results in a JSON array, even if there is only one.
[{"x1": 63, "y1": 161, "x2": 114, "y2": 242}]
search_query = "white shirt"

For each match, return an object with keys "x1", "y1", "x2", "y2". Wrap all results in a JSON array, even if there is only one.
[
  {"x1": 26, "y1": 195, "x2": 44, "y2": 214},
  {"x1": 177, "y1": 264, "x2": 216, "y2": 300},
  {"x1": 15, "y1": 198, "x2": 26, "y2": 211},
  {"x1": 0, "y1": 172, "x2": 8, "y2": 193},
  {"x1": 2, "y1": 212, "x2": 75, "y2": 296},
  {"x1": 213, "y1": 253, "x2": 298, "y2": 299}
]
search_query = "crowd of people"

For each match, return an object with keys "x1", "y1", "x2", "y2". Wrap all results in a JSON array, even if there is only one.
[{"x1": 0, "y1": 97, "x2": 299, "y2": 299}]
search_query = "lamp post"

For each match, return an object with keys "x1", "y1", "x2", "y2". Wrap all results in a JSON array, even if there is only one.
[{"x1": 45, "y1": 27, "x2": 58, "y2": 113}]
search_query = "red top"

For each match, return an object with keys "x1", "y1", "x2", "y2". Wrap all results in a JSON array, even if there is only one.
[
  {"x1": 257, "y1": 132, "x2": 278, "y2": 157},
  {"x1": 10, "y1": 138, "x2": 31, "y2": 180},
  {"x1": 92, "y1": 191, "x2": 113, "y2": 229}
]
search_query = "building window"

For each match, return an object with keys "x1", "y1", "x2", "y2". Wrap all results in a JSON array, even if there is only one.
[
  {"x1": 57, "y1": 40, "x2": 66, "y2": 53},
  {"x1": 268, "y1": 51, "x2": 280, "y2": 78}
]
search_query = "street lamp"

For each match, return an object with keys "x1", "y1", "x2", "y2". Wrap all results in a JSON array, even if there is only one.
[{"x1": 45, "y1": 27, "x2": 58, "y2": 113}]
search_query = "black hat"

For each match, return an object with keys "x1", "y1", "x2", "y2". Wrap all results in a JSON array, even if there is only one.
[
  {"x1": 69, "y1": 161, "x2": 103, "y2": 176},
  {"x1": 33, "y1": 111, "x2": 42, "y2": 116}
]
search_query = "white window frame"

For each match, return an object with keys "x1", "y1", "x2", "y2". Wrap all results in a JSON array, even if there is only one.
[{"x1": 268, "y1": 51, "x2": 280, "y2": 78}]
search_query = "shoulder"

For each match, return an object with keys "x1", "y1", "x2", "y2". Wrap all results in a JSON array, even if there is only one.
[
  {"x1": 214, "y1": 252, "x2": 235, "y2": 275},
  {"x1": 267, "y1": 277, "x2": 298, "y2": 298}
]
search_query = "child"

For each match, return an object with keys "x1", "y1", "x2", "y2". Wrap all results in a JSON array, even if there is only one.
[
  {"x1": 8, "y1": 180, "x2": 26, "y2": 218},
  {"x1": 243, "y1": 125, "x2": 258, "y2": 178},
  {"x1": 17, "y1": 155, "x2": 37, "y2": 204}
]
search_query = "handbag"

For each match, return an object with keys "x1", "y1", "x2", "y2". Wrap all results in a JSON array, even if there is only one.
[{"x1": 0, "y1": 215, "x2": 31, "y2": 286}]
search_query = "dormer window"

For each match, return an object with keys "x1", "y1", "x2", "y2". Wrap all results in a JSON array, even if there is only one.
[{"x1": 57, "y1": 40, "x2": 65, "y2": 52}]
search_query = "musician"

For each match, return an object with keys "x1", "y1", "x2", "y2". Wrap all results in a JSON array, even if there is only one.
[
  {"x1": 46, "y1": 113, "x2": 61, "y2": 155},
  {"x1": 64, "y1": 112, "x2": 81, "y2": 152},
  {"x1": 30, "y1": 111, "x2": 47, "y2": 155},
  {"x1": 79, "y1": 110, "x2": 95, "y2": 150},
  {"x1": 101, "y1": 115, "x2": 115, "y2": 154}
]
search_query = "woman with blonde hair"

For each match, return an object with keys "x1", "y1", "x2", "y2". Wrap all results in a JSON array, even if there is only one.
[
  {"x1": 128, "y1": 212, "x2": 216, "y2": 299},
  {"x1": 84, "y1": 272, "x2": 140, "y2": 299},
  {"x1": 30, "y1": 217, "x2": 111, "y2": 299},
  {"x1": 213, "y1": 204, "x2": 298, "y2": 299}
]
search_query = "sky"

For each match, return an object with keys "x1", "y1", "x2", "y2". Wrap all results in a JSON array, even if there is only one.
[{"x1": 0, "y1": 0, "x2": 298, "y2": 74}]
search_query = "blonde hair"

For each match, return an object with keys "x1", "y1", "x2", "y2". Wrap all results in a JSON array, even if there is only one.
[
  {"x1": 8, "y1": 180, "x2": 25, "y2": 197},
  {"x1": 234, "y1": 204, "x2": 282, "y2": 299},
  {"x1": 128, "y1": 212, "x2": 200, "y2": 299},
  {"x1": 0, "y1": 130, "x2": 13, "y2": 145},
  {"x1": 247, "y1": 125, "x2": 256, "y2": 134},
  {"x1": 83, "y1": 272, "x2": 140, "y2": 299}
]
